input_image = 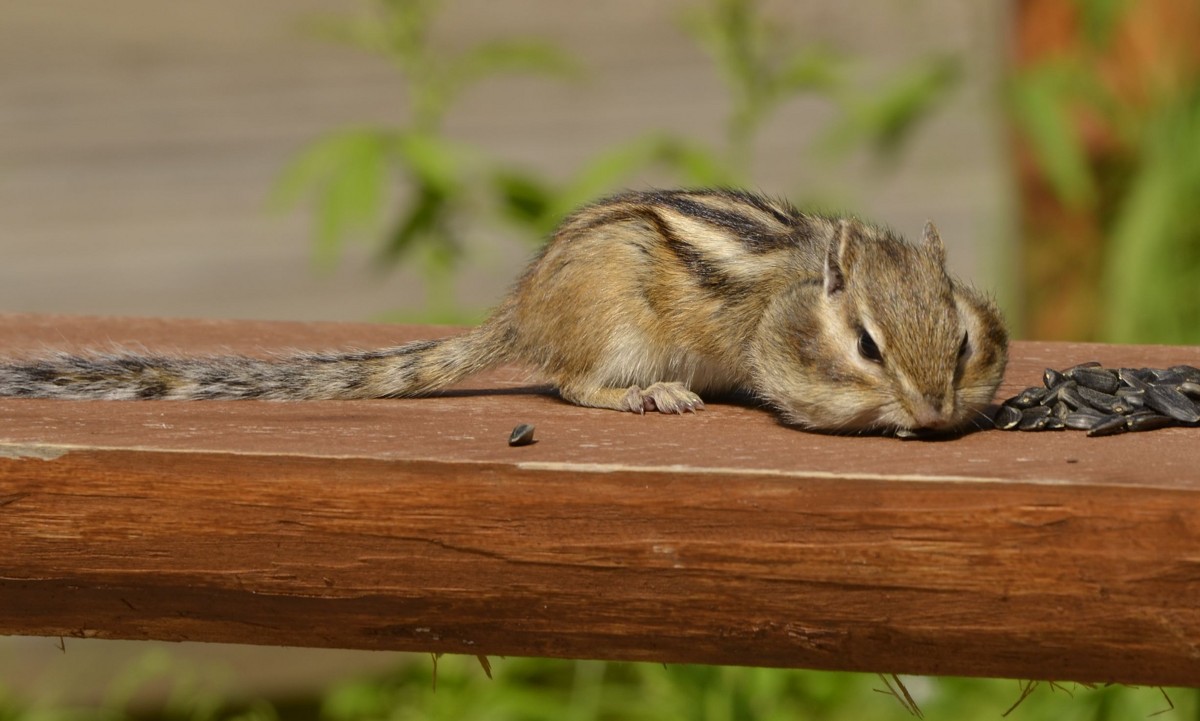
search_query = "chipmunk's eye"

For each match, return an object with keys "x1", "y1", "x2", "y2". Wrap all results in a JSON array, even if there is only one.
[
  {"x1": 957, "y1": 331, "x2": 970, "y2": 362},
  {"x1": 857, "y1": 328, "x2": 883, "y2": 364}
]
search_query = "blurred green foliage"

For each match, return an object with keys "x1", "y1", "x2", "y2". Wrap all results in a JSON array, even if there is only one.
[
  {"x1": 1103, "y1": 87, "x2": 1200, "y2": 343},
  {"x1": 1008, "y1": 1, "x2": 1200, "y2": 343},
  {"x1": 681, "y1": 0, "x2": 960, "y2": 176},
  {"x1": 1, "y1": 652, "x2": 1194, "y2": 721},
  {"x1": 275, "y1": 0, "x2": 960, "y2": 320},
  {"x1": 272, "y1": 0, "x2": 580, "y2": 320},
  {"x1": 318, "y1": 656, "x2": 1195, "y2": 721}
]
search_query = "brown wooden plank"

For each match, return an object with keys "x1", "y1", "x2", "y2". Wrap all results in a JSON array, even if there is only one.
[{"x1": 1, "y1": 313, "x2": 1199, "y2": 686}]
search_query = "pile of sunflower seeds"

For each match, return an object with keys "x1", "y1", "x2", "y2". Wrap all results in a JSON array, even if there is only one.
[{"x1": 995, "y1": 362, "x2": 1200, "y2": 436}]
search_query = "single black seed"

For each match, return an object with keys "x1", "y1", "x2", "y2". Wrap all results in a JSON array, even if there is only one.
[
  {"x1": 1057, "y1": 382, "x2": 1088, "y2": 410},
  {"x1": 1018, "y1": 406, "x2": 1052, "y2": 430},
  {"x1": 1115, "y1": 388, "x2": 1146, "y2": 410},
  {"x1": 1076, "y1": 385, "x2": 1125, "y2": 414},
  {"x1": 1127, "y1": 412, "x2": 1177, "y2": 432},
  {"x1": 1043, "y1": 417, "x2": 1066, "y2": 430},
  {"x1": 1008, "y1": 386, "x2": 1047, "y2": 409},
  {"x1": 1111, "y1": 400, "x2": 1137, "y2": 415},
  {"x1": 508, "y1": 423, "x2": 536, "y2": 447},
  {"x1": 1051, "y1": 401, "x2": 1071, "y2": 420},
  {"x1": 1087, "y1": 415, "x2": 1130, "y2": 437},
  {"x1": 1043, "y1": 379, "x2": 1076, "y2": 405},
  {"x1": 1023, "y1": 416, "x2": 1052, "y2": 431},
  {"x1": 994, "y1": 404, "x2": 1022, "y2": 430},
  {"x1": 1180, "y1": 381, "x2": 1200, "y2": 398},
  {"x1": 1119, "y1": 368, "x2": 1152, "y2": 390},
  {"x1": 1070, "y1": 367, "x2": 1121, "y2": 394},
  {"x1": 1043, "y1": 368, "x2": 1065, "y2": 389},
  {"x1": 1150, "y1": 370, "x2": 1187, "y2": 385},
  {"x1": 1168, "y1": 365, "x2": 1200, "y2": 383},
  {"x1": 1143, "y1": 385, "x2": 1200, "y2": 423},
  {"x1": 1064, "y1": 412, "x2": 1103, "y2": 430}
]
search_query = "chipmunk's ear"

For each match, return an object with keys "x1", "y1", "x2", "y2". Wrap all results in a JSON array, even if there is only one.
[
  {"x1": 824, "y1": 219, "x2": 858, "y2": 296},
  {"x1": 921, "y1": 220, "x2": 946, "y2": 265}
]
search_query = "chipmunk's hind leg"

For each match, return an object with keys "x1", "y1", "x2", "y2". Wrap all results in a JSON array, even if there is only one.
[{"x1": 559, "y1": 381, "x2": 705, "y2": 415}]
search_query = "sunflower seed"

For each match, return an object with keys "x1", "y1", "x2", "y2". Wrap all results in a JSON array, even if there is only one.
[
  {"x1": 1127, "y1": 412, "x2": 1176, "y2": 432},
  {"x1": 1007, "y1": 386, "x2": 1048, "y2": 409},
  {"x1": 1087, "y1": 414, "x2": 1130, "y2": 437},
  {"x1": 994, "y1": 404, "x2": 1022, "y2": 430},
  {"x1": 1069, "y1": 367, "x2": 1120, "y2": 394},
  {"x1": 1144, "y1": 384, "x2": 1200, "y2": 423},
  {"x1": 1075, "y1": 386, "x2": 1124, "y2": 414},
  {"x1": 1115, "y1": 388, "x2": 1146, "y2": 411},
  {"x1": 1150, "y1": 370, "x2": 1187, "y2": 385},
  {"x1": 1018, "y1": 406, "x2": 1052, "y2": 429},
  {"x1": 1064, "y1": 412, "x2": 1103, "y2": 430},
  {"x1": 1119, "y1": 368, "x2": 1151, "y2": 390},
  {"x1": 1043, "y1": 368, "x2": 1065, "y2": 389},
  {"x1": 508, "y1": 423, "x2": 537, "y2": 446},
  {"x1": 1051, "y1": 400, "x2": 1071, "y2": 420},
  {"x1": 1169, "y1": 365, "x2": 1200, "y2": 383},
  {"x1": 1043, "y1": 379, "x2": 1076, "y2": 405},
  {"x1": 1056, "y1": 382, "x2": 1088, "y2": 410}
]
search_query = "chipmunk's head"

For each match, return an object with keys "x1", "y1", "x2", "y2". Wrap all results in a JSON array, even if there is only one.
[{"x1": 750, "y1": 219, "x2": 1007, "y2": 435}]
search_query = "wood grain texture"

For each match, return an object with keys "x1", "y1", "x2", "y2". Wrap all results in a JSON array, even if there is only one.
[{"x1": 1, "y1": 314, "x2": 1199, "y2": 685}]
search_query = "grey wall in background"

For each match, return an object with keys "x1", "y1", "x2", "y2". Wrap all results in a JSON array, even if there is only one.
[{"x1": 0, "y1": 0, "x2": 1012, "y2": 322}]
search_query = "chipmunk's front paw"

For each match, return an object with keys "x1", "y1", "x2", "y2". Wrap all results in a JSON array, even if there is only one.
[{"x1": 622, "y1": 382, "x2": 705, "y2": 414}]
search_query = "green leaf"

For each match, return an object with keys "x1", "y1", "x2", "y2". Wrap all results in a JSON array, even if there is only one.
[
  {"x1": 380, "y1": 181, "x2": 453, "y2": 263},
  {"x1": 821, "y1": 55, "x2": 961, "y2": 162},
  {"x1": 491, "y1": 168, "x2": 556, "y2": 229},
  {"x1": 1008, "y1": 64, "x2": 1097, "y2": 208},
  {"x1": 388, "y1": 130, "x2": 472, "y2": 194},
  {"x1": 680, "y1": 0, "x2": 770, "y2": 99},
  {"x1": 775, "y1": 46, "x2": 843, "y2": 95},
  {"x1": 654, "y1": 137, "x2": 734, "y2": 186},
  {"x1": 271, "y1": 129, "x2": 388, "y2": 265}
]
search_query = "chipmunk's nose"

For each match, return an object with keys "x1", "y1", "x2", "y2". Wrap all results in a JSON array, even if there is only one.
[{"x1": 909, "y1": 394, "x2": 951, "y2": 429}]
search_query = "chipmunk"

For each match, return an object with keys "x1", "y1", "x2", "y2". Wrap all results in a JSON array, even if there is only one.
[{"x1": 0, "y1": 189, "x2": 1008, "y2": 434}]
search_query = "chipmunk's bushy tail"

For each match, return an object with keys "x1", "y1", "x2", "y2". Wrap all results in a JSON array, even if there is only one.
[{"x1": 0, "y1": 318, "x2": 515, "y2": 401}]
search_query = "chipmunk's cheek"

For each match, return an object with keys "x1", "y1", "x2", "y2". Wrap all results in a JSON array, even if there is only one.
[
  {"x1": 772, "y1": 386, "x2": 869, "y2": 432},
  {"x1": 874, "y1": 405, "x2": 915, "y2": 432},
  {"x1": 827, "y1": 392, "x2": 899, "y2": 432},
  {"x1": 955, "y1": 384, "x2": 999, "y2": 417}
]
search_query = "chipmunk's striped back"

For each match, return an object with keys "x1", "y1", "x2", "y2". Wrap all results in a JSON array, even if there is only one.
[{"x1": 554, "y1": 189, "x2": 835, "y2": 291}]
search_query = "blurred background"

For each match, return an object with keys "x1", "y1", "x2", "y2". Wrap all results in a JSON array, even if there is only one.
[
  {"x1": 2, "y1": 0, "x2": 1199, "y2": 719},
  {"x1": 2, "y1": 0, "x2": 1009, "y2": 324}
]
